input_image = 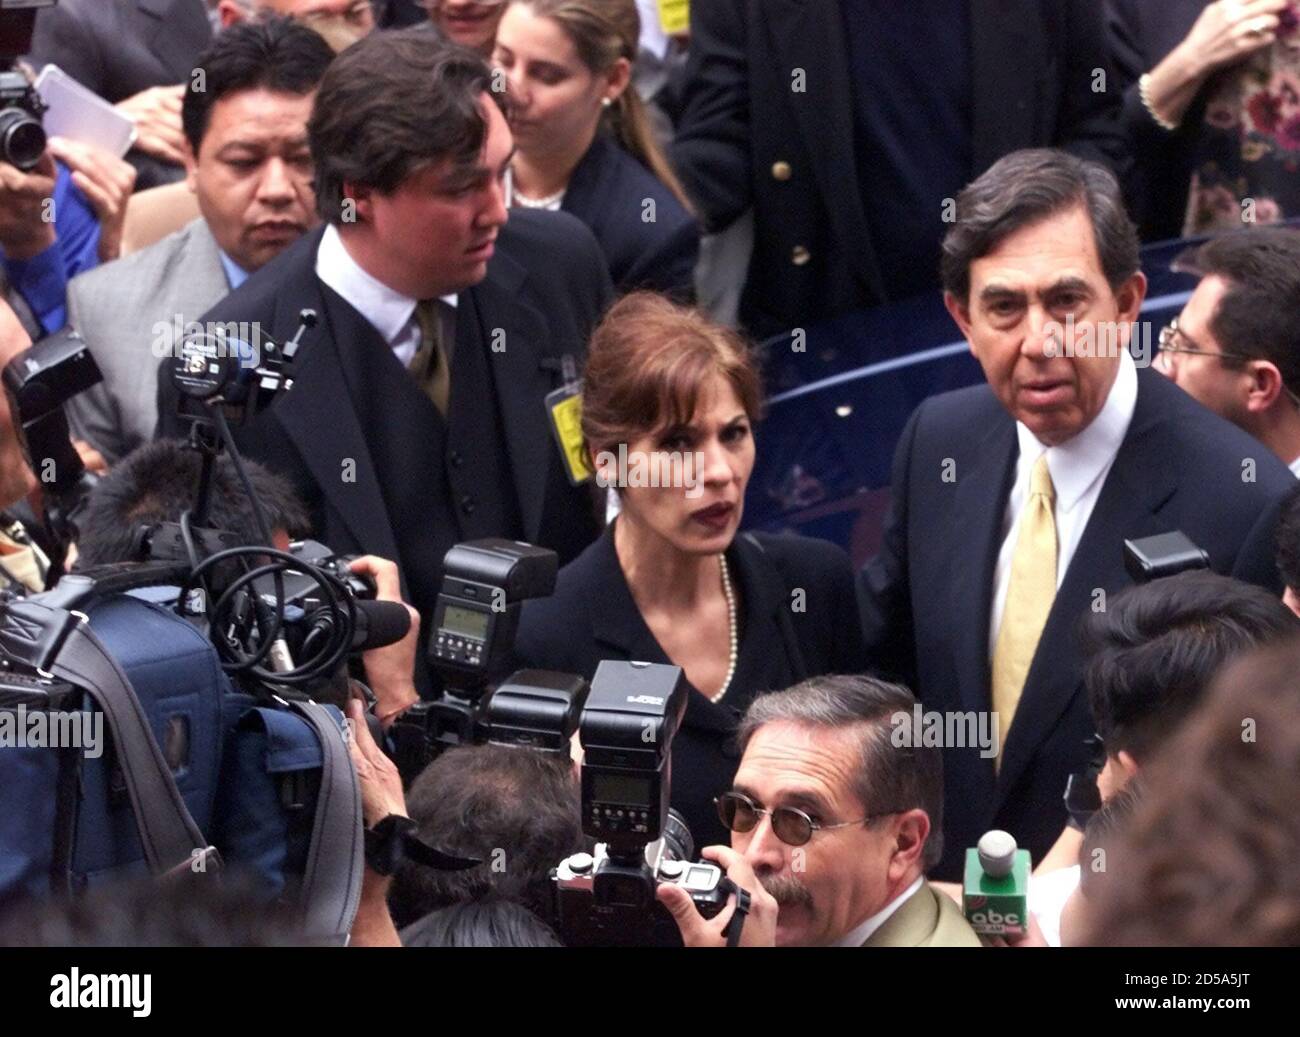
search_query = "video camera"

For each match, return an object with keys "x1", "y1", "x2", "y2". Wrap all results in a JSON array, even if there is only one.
[
  {"x1": 552, "y1": 660, "x2": 748, "y2": 947},
  {"x1": 32, "y1": 308, "x2": 410, "y2": 706},
  {"x1": 388, "y1": 538, "x2": 588, "y2": 783},
  {"x1": 0, "y1": 0, "x2": 53, "y2": 172}
]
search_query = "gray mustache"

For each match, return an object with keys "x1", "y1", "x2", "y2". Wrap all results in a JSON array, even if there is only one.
[{"x1": 760, "y1": 872, "x2": 814, "y2": 909}]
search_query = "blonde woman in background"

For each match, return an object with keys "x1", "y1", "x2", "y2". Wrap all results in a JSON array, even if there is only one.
[{"x1": 493, "y1": 0, "x2": 699, "y2": 297}]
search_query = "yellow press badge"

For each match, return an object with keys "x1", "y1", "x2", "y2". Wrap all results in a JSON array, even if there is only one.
[
  {"x1": 546, "y1": 385, "x2": 592, "y2": 485},
  {"x1": 658, "y1": 0, "x2": 689, "y2": 35}
]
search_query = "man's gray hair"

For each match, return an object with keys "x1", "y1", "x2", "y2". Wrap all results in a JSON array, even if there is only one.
[
  {"x1": 940, "y1": 147, "x2": 1140, "y2": 303},
  {"x1": 738, "y1": 675, "x2": 944, "y2": 872}
]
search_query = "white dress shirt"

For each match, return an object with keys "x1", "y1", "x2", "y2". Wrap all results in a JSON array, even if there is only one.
[
  {"x1": 314, "y1": 223, "x2": 457, "y2": 366},
  {"x1": 635, "y1": 0, "x2": 672, "y2": 60},
  {"x1": 832, "y1": 875, "x2": 924, "y2": 947},
  {"x1": 988, "y1": 351, "x2": 1139, "y2": 655},
  {"x1": 1028, "y1": 864, "x2": 1080, "y2": 948},
  {"x1": 1288, "y1": 455, "x2": 1300, "y2": 479}
]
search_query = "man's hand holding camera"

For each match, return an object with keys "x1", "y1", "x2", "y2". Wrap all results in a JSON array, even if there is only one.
[
  {"x1": 345, "y1": 694, "x2": 407, "y2": 947},
  {"x1": 1, "y1": 139, "x2": 137, "y2": 265},
  {"x1": 348, "y1": 555, "x2": 420, "y2": 728},
  {"x1": 656, "y1": 845, "x2": 779, "y2": 947},
  {"x1": 0, "y1": 150, "x2": 56, "y2": 260}
]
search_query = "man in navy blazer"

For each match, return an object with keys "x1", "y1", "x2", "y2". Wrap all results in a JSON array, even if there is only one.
[
  {"x1": 670, "y1": 0, "x2": 1127, "y2": 338},
  {"x1": 860, "y1": 149, "x2": 1295, "y2": 880}
]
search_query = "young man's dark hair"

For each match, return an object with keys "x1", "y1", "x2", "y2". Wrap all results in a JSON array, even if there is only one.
[
  {"x1": 73, "y1": 439, "x2": 312, "y2": 567},
  {"x1": 1083, "y1": 636, "x2": 1300, "y2": 946},
  {"x1": 388, "y1": 742, "x2": 584, "y2": 928},
  {"x1": 1083, "y1": 570, "x2": 1297, "y2": 763},
  {"x1": 181, "y1": 16, "x2": 336, "y2": 155},
  {"x1": 1190, "y1": 228, "x2": 1300, "y2": 391},
  {"x1": 940, "y1": 148, "x2": 1140, "y2": 304},
  {"x1": 307, "y1": 27, "x2": 505, "y2": 224},
  {"x1": 1076, "y1": 782, "x2": 1142, "y2": 900}
]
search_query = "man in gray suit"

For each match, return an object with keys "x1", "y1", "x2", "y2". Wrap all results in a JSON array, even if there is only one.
[{"x1": 66, "y1": 19, "x2": 333, "y2": 465}]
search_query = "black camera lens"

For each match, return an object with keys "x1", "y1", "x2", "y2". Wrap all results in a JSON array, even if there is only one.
[
  {"x1": 659, "y1": 809, "x2": 695, "y2": 864},
  {"x1": 0, "y1": 109, "x2": 46, "y2": 171}
]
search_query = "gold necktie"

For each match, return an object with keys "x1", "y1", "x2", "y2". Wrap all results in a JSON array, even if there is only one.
[
  {"x1": 991, "y1": 454, "x2": 1057, "y2": 766},
  {"x1": 409, "y1": 299, "x2": 451, "y2": 417}
]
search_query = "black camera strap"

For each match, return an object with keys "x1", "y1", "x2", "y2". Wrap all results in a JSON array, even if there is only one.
[
  {"x1": 723, "y1": 883, "x2": 753, "y2": 948},
  {"x1": 0, "y1": 598, "x2": 221, "y2": 881}
]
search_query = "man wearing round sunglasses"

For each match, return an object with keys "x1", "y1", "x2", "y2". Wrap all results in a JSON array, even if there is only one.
[
  {"x1": 1156, "y1": 228, "x2": 1300, "y2": 477},
  {"x1": 659, "y1": 675, "x2": 980, "y2": 947}
]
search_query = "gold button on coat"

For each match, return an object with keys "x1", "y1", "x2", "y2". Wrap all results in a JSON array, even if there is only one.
[
  {"x1": 771, "y1": 160, "x2": 792, "y2": 181},
  {"x1": 791, "y1": 245, "x2": 811, "y2": 266}
]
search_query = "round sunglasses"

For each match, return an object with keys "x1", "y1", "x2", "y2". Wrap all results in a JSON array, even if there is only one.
[{"x1": 714, "y1": 791, "x2": 901, "y2": 847}]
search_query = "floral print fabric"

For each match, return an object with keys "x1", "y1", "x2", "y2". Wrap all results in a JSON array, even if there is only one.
[{"x1": 1184, "y1": 1, "x2": 1300, "y2": 234}]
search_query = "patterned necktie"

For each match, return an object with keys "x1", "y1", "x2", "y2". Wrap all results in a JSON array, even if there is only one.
[
  {"x1": 991, "y1": 454, "x2": 1057, "y2": 767},
  {"x1": 409, "y1": 298, "x2": 451, "y2": 417}
]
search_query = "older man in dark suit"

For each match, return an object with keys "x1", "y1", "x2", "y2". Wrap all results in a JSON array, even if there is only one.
[
  {"x1": 671, "y1": 0, "x2": 1128, "y2": 338},
  {"x1": 861, "y1": 149, "x2": 1294, "y2": 880},
  {"x1": 156, "y1": 30, "x2": 611, "y2": 665}
]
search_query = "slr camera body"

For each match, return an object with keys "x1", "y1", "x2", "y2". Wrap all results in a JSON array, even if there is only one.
[
  {"x1": 0, "y1": 0, "x2": 54, "y2": 172},
  {"x1": 553, "y1": 660, "x2": 740, "y2": 947}
]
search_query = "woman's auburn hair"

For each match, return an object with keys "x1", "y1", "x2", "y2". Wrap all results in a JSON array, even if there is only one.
[{"x1": 580, "y1": 292, "x2": 763, "y2": 461}]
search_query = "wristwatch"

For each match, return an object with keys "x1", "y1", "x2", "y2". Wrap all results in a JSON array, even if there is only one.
[
  {"x1": 364, "y1": 814, "x2": 419, "y2": 876},
  {"x1": 363, "y1": 814, "x2": 483, "y2": 875}
]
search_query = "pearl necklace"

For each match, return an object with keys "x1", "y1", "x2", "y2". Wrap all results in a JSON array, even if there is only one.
[
  {"x1": 514, "y1": 187, "x2": 566, "y2": 209},
  {"x1": 711, "y1": 554, "x2": 739, "y2": 704}
]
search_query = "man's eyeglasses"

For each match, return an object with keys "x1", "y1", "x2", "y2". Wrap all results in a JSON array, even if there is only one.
[
  {"x1": 714, "y1": 791, "x2": 900, "y2": 847},
  {"x1": 1157, "y1": 319, "x2": 1300, "y2": 408},
  {"x1": 1155, "y1": 319, "x2": 1252, "y2": 366}
]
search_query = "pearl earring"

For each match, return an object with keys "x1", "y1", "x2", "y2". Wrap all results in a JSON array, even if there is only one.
[{"x1": 601, "y1": 97, "x2": 613, "y2": 108}]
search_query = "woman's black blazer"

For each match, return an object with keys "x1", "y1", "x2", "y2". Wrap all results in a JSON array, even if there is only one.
[
  {"x1": 514, "y1": 524, "x2": 867, "y2": 846},
  {"x1": 561, "y1": 130, "x2": 700, "y2": 299}
]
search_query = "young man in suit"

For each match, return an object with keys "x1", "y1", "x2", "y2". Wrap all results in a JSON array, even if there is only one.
[
  {"x1": 670, "y1": 0, "x2": 1127, "y2": 338},
  {"x1": 66, "y1": 19, "x2": 334, "y2": 465},
  {"x1": 156, "y1": 29, "x2": 612, "y2": 664},
  {"x1": 662, "y1": 675, "x2": 979, "y2": 948},
  {"x1": 860, "y1": 148, "x2": 1295, "y2": 880}
]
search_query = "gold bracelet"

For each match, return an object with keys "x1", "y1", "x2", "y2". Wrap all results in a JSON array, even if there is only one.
[{"x1": 1139, "y1": 73, "x2": 1180, "y2": 132}]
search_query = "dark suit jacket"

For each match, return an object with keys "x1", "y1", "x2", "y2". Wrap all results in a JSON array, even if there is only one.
[
  {"x1": 561, "y1": 131, "x2": 699, "y2": 299},
  {"x1": 27, "y1": 0, "x2": 212, "y2": 189},
  {"x1": 670, "y1": 0, "x2": 1128, "y2": 337},
  {"x1": 155, "y1": 211, "x2": 612, "y2": 644},
  {"x1": 514, "y1": 524, "x2": 867, "y2": 847},
  {"x1": 1106, "y1": 0, "x2": 1210, "y2": 240},
  {"x1": 860, "y1": 366, "x2": 1294, "y2": 879}
]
